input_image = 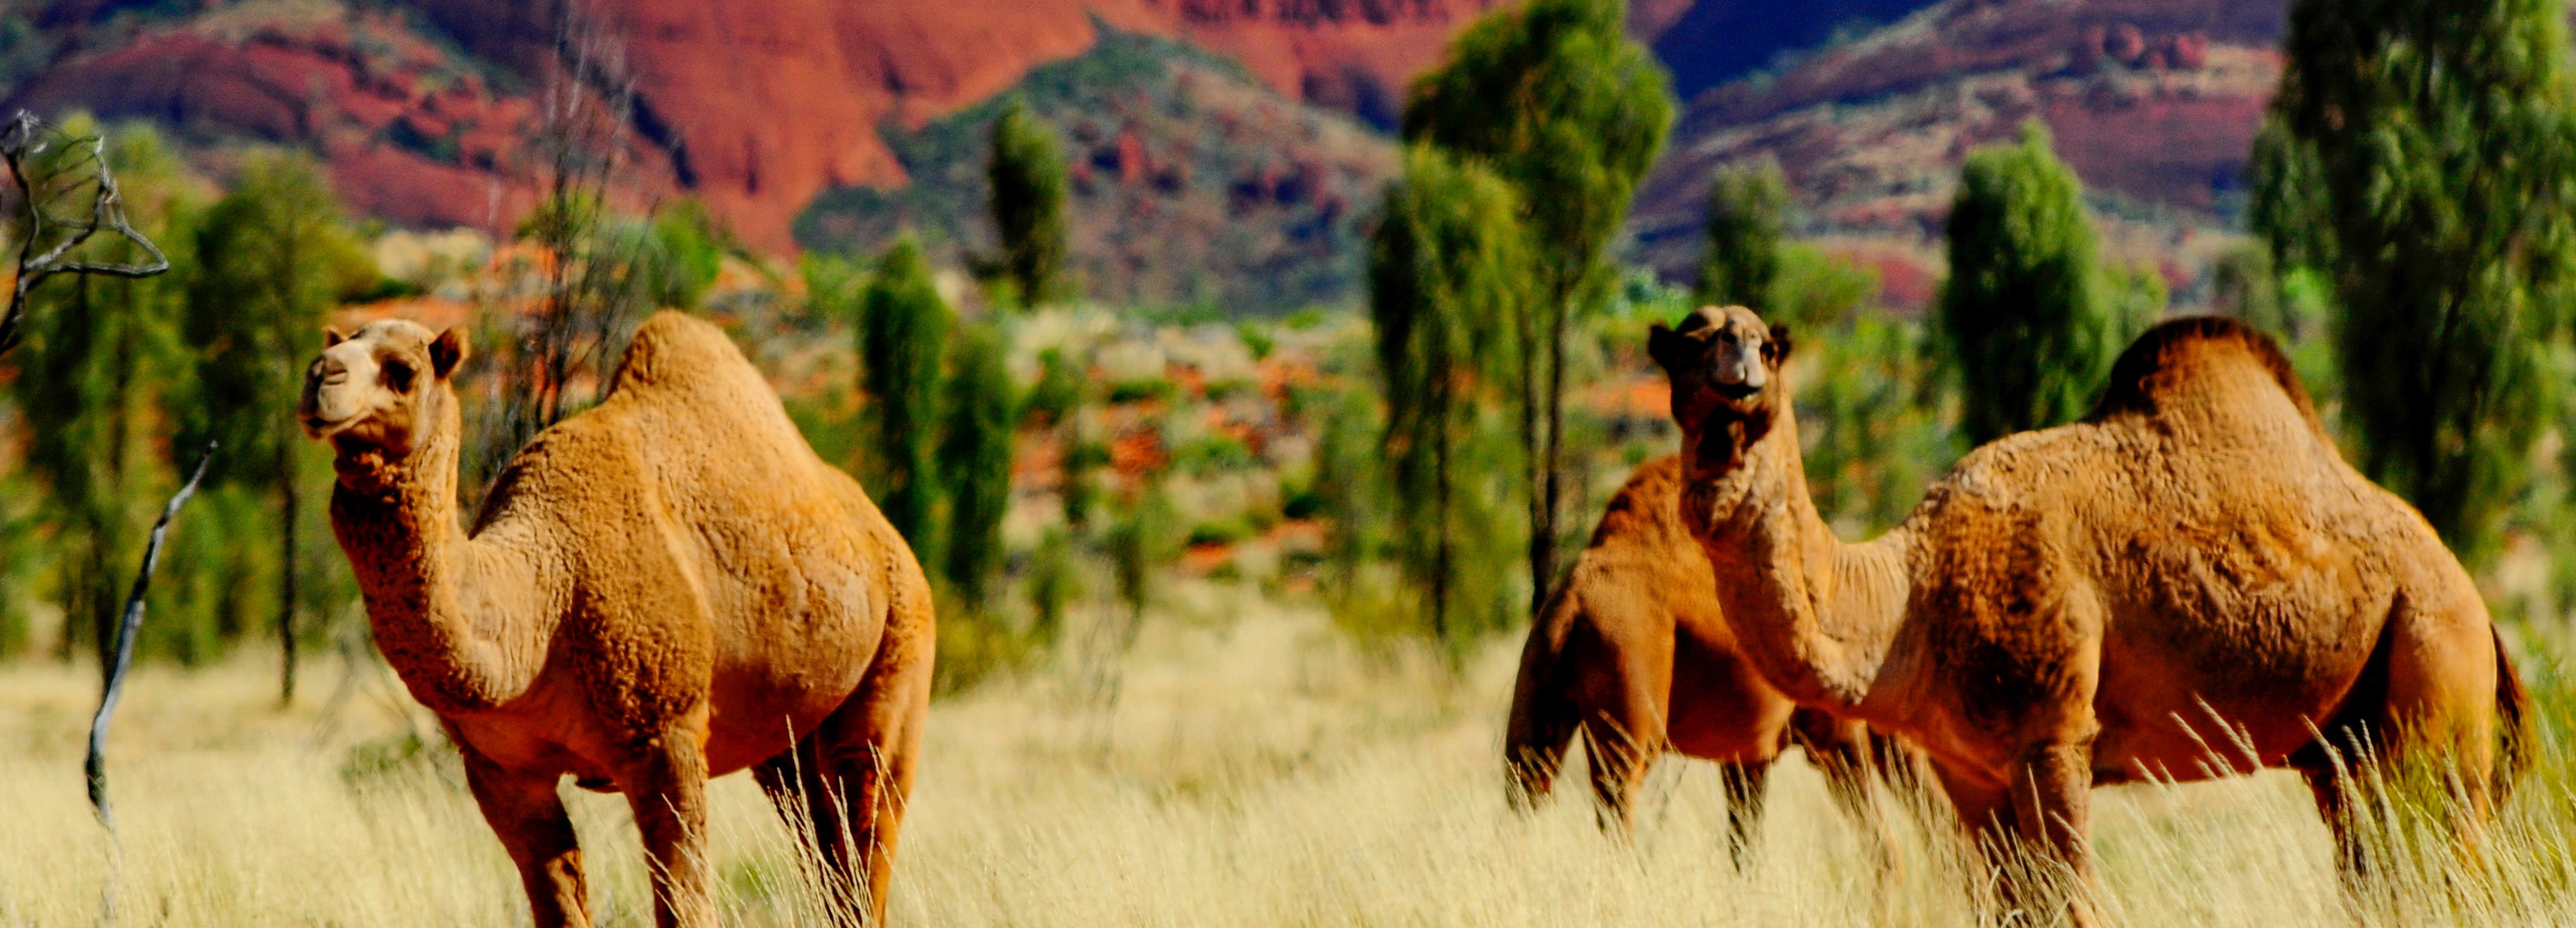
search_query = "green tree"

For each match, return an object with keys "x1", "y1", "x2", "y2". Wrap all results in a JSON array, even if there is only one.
[
  {"x1": 938, "y1": 320, "x2": 1018, "y2": 608},
  {"x1": 1025, "y1": 527, "x2": 1079, "y2": 647},
  {"x1": 648, "y1": 199, "x2": 727, "y2": 310},
  {"x1": 2255, "y1": 0, "x2": 2576, "y2": 560},
  {"x1": 1937, "y1": 122, "x2": 2139, "y2": 446},
  {"x1": 1106, "y1": 476, "x2": 1181, "y2": 646},
  {"x1": 859, "y1": 236, "x2": 953, "y2": 557},
  {"x1": 1369, "y1": 144, "x2": 1527, "y2": 648},
  {"x1": 2211, "y1": 242, "x2": 2286, "y2": 339},
  {"x1": 987, "y1": 98, "x2": 1070, "y2": 309},
  {"x1": 184, "y1": 151, "x2": 370, "y2": 701},
  {"x1": 1697, "y1": 160, "x2": 1789, "y2": 310},
  {"x1": 1400, "y1": 0, "x2": 1673, "y2": 617}
]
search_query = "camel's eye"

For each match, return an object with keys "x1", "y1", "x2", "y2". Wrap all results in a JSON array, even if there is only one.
[{"x1": 383, "y1": 360, "x2": 416, "y2": 393}]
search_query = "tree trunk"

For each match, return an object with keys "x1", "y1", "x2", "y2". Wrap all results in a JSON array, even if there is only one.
[
  {"x1": 1518, "y1": 285, "x2": 1548, "y2": 621},
  {"x1": 278, "y1": 439, "x2": 299, "y2": 705},
  {"x1": 1432, "y1": 410, "x2": 1453, "y2": 646},
  {"x1": 1524, "y1": 279, "x2": 1570, "y2": 620}
]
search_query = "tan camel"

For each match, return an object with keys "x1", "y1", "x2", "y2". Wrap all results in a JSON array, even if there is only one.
[
  {"x1": 1506, "y1": 454, "x2": 1912, "y2": 864},
  {"x1": 300, "y1": 312, "x2": 935, "y2": 928},
  {"x1": 1648, "y1": 305, "x2": 2528, "y2": 922}
]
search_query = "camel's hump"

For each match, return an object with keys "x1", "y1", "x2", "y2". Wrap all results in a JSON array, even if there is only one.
[
  {"x1": 608, "y1": 311, "x2": 765, "y2": 397},
  {"x1": 2083, "y1": 316, "x2": 2323, "y2": 432}
]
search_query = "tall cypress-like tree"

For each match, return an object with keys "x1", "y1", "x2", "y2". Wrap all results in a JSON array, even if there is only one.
[
  {"x1": 938, "y1": 320, "x2": 1017, "y2": 608},
  {"x1": 1938, "y1": 122, "x2": 2137, "y2": 446},
  {"x1": 1399, "y1": 0, "x2": 1673, "y2": 618},
  {"x1": 1370, "y1": 144, "x2": 1527, "y2": 647},
  {"x1": 2255, "y1": 0, "x2": 2576, "y2": 560},
  {"x1": 987, "y1": 98, "x2": 1070, "y2": 309},
  {"x1": 1697, "y1": 160, "x2": 1788, "y2": 311},
  {"x1": 860, "y1": 236, "x2": 954, "y2": 559},
  {"x1": 186, "y1": 151, "x2": 368, "y2": 702}
]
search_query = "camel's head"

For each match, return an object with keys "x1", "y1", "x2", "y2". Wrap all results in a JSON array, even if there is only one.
[
  {"x1": 1648, "y1": 304, "x2": 1792, "y2": 434},
  {"x1": 299, "y1": 320, "x2": 467, "y2": 463}
]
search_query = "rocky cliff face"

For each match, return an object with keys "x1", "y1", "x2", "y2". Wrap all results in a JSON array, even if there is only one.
[
  {"x1": 8, "y1": 0, "x2": 1503, "y2": 252},
  {"x1": 6, "y1": 0, "x2": 2297, "y2": 310}
]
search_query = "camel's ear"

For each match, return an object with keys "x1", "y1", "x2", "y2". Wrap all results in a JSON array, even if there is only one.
[
  {"x1": 1765, "y1": 322, "x2": 1794, "y2": 367},
  {"x1": 1647, "y1": 322, "x2": 1685, "y2": 373},
  {"x1": 428, "y1": 327, "x2": 469, "y2": 379},
  {"x1": 324, "y1": 326, "x2": 350, "y2": 348}
]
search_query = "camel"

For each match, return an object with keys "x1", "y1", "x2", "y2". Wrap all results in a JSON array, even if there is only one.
[
  {"x1": 299, "y1": 312, "x2": 935, "y2": 928},
  {"x1": 1648, "y1": 305, "x2": 2528, "y2": 922},
  {"x1": 1506, "y1": 454, "x2": 1913, "y2": 865}
]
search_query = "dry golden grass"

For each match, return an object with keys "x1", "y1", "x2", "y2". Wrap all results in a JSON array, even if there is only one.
[{"x1": 4, "y1": 595, "x2": 2575, "y2": 927}]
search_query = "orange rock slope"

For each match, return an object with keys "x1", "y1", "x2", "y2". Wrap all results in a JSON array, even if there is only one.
[
  {"x1": 14, "y1": 0, "x2": 1510, "y2": 253},
  {"x1": 11, "y1": 0, "x2": 2296, "y2": 284}
]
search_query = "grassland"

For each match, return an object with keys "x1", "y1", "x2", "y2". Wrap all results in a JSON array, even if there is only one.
[{"x1": 4, "y1": 592, "x2": 2575, "y2": 927}]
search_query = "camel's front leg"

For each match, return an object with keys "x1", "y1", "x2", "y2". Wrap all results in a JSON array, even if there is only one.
[
  {"x1": 2011, "y1": 740, "x2": 2099, "y2": 927},
  {"x1": 627, "y1": 732, "x2": 715, "y2": 928},
  {"x1": 461, "y1": 744, "x2": 591, "y2": 928},
  {"x1": 1795, "y1": 713, "x2": 1902, "y2": 881}
]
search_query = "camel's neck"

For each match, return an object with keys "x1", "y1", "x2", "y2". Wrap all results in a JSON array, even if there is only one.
[
  {"x1": 1680, "y1": 400, "x2": 1912, "y2": 715},
  {"x1": 328, "y1": 389, "x2": 553, "y2": 713}
]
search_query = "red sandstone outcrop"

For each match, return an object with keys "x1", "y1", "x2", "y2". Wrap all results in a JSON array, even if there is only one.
[{"x1": 12, "y1": 0, "x2": 2294, "y2": 279}]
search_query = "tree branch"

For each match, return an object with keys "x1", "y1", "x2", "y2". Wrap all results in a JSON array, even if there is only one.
[
  {"x1": 0, "y1": 111, "x2": 173, "y2": 359},
  {"x1": 85, "y1": 442, "x2": 216, "y2": 833}
]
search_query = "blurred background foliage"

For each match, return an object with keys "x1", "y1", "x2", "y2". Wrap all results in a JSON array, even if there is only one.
[{"x1": 9, "y1": 0, "x2": 2576, "y2": 704}]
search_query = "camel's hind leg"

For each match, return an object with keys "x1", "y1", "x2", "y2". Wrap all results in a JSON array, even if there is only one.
[
  {"x1": 2295, "y1": 593, "x2": 2503, "y2": 885},
  {"x1": 761, "y1": 623, "x2": 934, "y2": 926}
]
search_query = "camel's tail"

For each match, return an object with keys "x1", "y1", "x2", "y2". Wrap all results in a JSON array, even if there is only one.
[
  {"x1": 2492, "y1": 626, "x2": 2534, "y2": 806},
  {"x1": 1505, "y1": 587, "x2": 1582, "y2": 812}
]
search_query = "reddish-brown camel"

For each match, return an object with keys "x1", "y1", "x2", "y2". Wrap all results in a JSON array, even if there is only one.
[
  {"x1": 1650, "y1": 305, "x2": 2528, "y2": 923},
  {"x1": 301, "y1": 313, "x2": 936, "y2": 928},
  {"x1": 1506, "y1": 454, "x2": 1912, "y2": 864}
]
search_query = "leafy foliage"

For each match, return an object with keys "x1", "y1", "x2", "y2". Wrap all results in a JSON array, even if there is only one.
[
  {"x1": 859, "y1": 236, "x2": 953, "y2": 559},
  {"x1": 181, "y1": 150, "x2": 371, "y2": 699},
  {"x1": 1937, "y1": 122, "x2": 2143, "y2": 446},
  {"x1": 1398, "y1": 0, "x2": 1673, "y2": 618},
  {"x1": 9, "y1": 122, "x2": 198, "y2": 667},
  {"x1": 1696, "y1": 160, "x2": 1789, "y2": 310},
  {"x1": 2255, "y1": 0, "x2": 2576, "y2": 562},
  {"x1": 1795, "y1": 313, "x2": 1958, "y2": 534},
  {"x1": 986, "y1": 98, "x2": 1070, "y2": 309},
  {"x1": 1368, "y1": 144, "x2": 1528, "y2": 649},
  {"x1": 937, "y1": 320, "x2": 1018, "y2": 608}
]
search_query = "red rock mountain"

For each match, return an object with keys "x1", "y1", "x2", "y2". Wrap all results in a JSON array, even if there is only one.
[
  {"x1": 13, "y1": 0, "x2": 1525, "y2": 252},
  {"x1": 8, "y1": 0, "x2": 2292, "y2": 302}
]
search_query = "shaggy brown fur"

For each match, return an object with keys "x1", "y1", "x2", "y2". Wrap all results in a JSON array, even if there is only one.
[
  {"x1": 1650, "y1": 306, "x2": 2530, "y2": 924},
  {"x1": 1505, "y1": 455, "x2": 1910, "y2": 865},
  {"x1": 301, "y1": 313, "x2": 935, "y2": 928}
]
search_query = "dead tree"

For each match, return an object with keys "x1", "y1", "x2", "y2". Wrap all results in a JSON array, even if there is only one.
[
  {"x1": 0, "y1": 111, "x2": 171, "y2": 360},
  {"x1": 83, "y1": 442, "x2": 211, "y2": 927},
  {"x1": 466, "y1": 4, "x2": 667, "y2": 496}
]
